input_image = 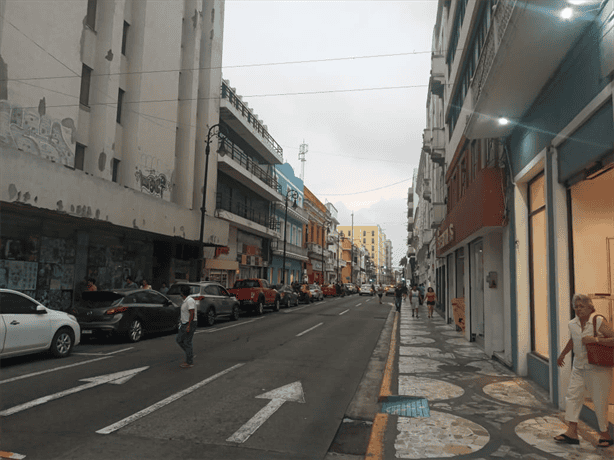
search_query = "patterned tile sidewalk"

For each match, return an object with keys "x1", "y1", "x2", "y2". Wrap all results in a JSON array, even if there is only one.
[{"x1": 384, "y1": 300, "x2": 614, "y2": 460}]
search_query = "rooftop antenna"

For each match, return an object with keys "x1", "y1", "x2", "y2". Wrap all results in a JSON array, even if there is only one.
[{"x1": 298, "y1": 141, "x2": 308, "y2": 181}]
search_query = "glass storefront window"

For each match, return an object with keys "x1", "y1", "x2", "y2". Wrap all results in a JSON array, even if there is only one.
[{"x1": 529, "y1": 173, "x2": 549, "y2": 359}]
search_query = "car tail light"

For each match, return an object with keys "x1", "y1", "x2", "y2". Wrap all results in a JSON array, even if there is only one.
[{"x1": 105, "y1": 306, "x2": 129, "y2": 315}]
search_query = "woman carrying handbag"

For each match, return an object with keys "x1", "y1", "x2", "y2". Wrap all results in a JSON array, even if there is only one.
[{"x1": 554, "y1": 294, "x2": 614, "y2": 448}]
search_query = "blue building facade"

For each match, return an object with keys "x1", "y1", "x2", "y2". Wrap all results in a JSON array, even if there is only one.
[
  {"x1": 268, "y1": 164, "x2": 309, "y2": 285},
  {"x1": 507, "y1": 0, "x2": 613, "y2": 424}
]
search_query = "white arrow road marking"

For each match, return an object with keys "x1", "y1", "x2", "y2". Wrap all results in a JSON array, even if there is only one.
[
  {"x1": 226, "y1": 381, "x2": 306, "y2": 443},
  {"x1": 97, "y1": 363, "x2": 245, "y2": 435},
  {"x1": 296, "y1": 322, "x2": 324, "y2": 337},
  {"x1": 0, "y1": 356, "x2": 113, "y2": 385},
  {"x1": 0, "y1": 367, "x2": 148, "y2": 416}
]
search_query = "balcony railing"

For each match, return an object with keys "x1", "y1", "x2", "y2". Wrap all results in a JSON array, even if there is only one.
[
  {"x1": 221, "y1": 82, "x2": 283, "y2": 159},
  {"x1": 216, "y1": 193, "x2": 277, "y2": 230},
  {"x1": 471, "y1": 0, "x2": 516, "y2": 106},
  {"x1": 219, "y1": 137, "x2": 279, "y2": 190}
]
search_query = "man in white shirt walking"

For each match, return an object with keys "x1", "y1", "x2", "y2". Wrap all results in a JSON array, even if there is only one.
[{"x1": 176, "y1": 285, "x2": 197, "y2": 368}]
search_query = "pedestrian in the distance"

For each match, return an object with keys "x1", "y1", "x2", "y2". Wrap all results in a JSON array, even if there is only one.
[
  {"x1": 159, "y1": 282, "x2": 169, "y2": 295},
  {"x1": 86, "y1": 278, "x2": 97, "y2": 291},
  {"x1": 176, "y1": 285, "x2": 196, "y2": 368},
  {"x1": 426, "y1": 287, "x2": 437, "y2": 318},
  {"x1": 125, "y1": 276, "x2": 137, "y2": 289},
  {"x1": 394, "y1": 283, "x2": 408, "y2": 312},
  {"x1": 409, "y1": 284, "x2": 422, "y2": 318},
  {"x1": 554, "y1": 294, "x2": 614, "y2": 447},
  {"x1": 377, "y1": 284, "x2": 384, "y2": 304},
  {"x1": 141, "y1": 279, "x2": 151, "y2": 290}
]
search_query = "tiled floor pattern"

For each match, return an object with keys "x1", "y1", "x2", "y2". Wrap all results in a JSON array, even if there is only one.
[{"x1": 394, "y1": 304, "x2": 612, "y2": 459}]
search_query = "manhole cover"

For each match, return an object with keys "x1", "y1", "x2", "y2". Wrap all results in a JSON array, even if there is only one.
[{"x1": 381, "y1": 396, "x2": 430, "y2": 417}]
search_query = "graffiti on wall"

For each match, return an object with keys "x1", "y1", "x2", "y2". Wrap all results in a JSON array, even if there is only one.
[
  {"x1": 134, "y1": 152, "x2": 173, "y2": 199},
  {"x1": 135, "y1": 169, "x2": 172, "y2": 199},
  {"x1": 0, "y1": 99, "x2": 76, "y2": 166}
]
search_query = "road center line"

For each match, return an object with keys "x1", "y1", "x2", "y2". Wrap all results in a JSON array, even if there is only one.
[
  {"x1": 296, "y1": 322, "x2": 324, "y2": 337},
  {"x1": 73, "y1": 347, "x2": 134, "y2": 357},
  {"x1": 339, "y1": 309, "x2": 350, "y2": 316},
  {"x1": 96, "y1": 363, "x2": 245, "y2": 435},
  {"x1": 0, "y1": 356, "x2": 113, "y2": 385},
  {"x1": 197, "y1": 317, "x2": 265, "y2": 334}
]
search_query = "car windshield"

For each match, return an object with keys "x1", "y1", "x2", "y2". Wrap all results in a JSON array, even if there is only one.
[
  {"x1": 80, "y1": 291, "x2": 123, "y2": 308},
  {"x1": 233, "y1": 280, "x2": 259, "y2": 289}
]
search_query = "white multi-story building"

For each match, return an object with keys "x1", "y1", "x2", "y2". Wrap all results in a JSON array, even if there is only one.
[{"x1": 0, "y1": 1, "x2": 286, "y2": 307}]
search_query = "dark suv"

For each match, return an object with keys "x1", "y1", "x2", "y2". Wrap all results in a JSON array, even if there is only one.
[
  {"x1": 73, "y1": 289, "x2": 178, "y2": 342},
  {"x1": 166, "y1": 281, "x2": 240, "y2": 326}
]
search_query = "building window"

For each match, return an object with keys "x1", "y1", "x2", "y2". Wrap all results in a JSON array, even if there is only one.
[
  {"x1": 363, "y1": 231, "x2": 366, "y2": 236},
  {"x1": 111, "y1": 158, "x2": 120, "y2": 182},
  {"x1": 363, "y1": 238, "x2": 366, "y2": 244},
  {"x1": 372, "y1": 231, "x2": 374, "y2": 236},
  {"x1": 371, "y1": 245, "x2": 374, "y2": 251},
  {"x1": 371, "y1": 238, "x2": 374, "y2": 244},
  {"x1": 529, "y1": 173, "x2": 549, "y2": 359},
  {"x1": 121, "y1": 21, "x2": 130, "y2": 56},
  {"x1": 116, "y1": 88, "x2": 125, "y2": 124},
  {"x1": 80, "y1": 64, "x2": 92, "y2": 108},
  {"x1": 75, "y1": 143, "x2": 86, "y2": 170},
  {"x1": 86, "y1": 0, "x2": 97, "y2": 30}
]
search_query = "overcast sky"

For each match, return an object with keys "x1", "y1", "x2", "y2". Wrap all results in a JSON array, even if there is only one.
[{"x1": 222, "y1": 0, "x2": 438, "y2": 266}]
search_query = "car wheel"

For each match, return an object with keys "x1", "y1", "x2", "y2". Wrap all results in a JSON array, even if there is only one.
[
  {"x1": 128, "y1": 319, "x2": 143, "y2": 343},
  {"x1": 272, "y1": 298, "x2": 280, "y2": 312},
  {"x1": 255, "y1": 299, "x2": 265, "y2": 316},
  {"x1": 294, "y1": 297, "x2": 299, "y2": 307},
  {"x1": 205, "y1": 307, "x2": 216, "y2": 326},
  {"x1": 50, "y1": 328, "x2": 74, "y2": 358},
  {"x1": 230, "y1": 305, "x2": 240, "y2": 321}
]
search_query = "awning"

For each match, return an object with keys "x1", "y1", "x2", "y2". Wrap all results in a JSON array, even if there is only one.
[{"x1": 205, "y1": 259, "x2": 239, "y2": 270}]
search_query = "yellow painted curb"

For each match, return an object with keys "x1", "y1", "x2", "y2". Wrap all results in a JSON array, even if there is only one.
[
  {"x1": 364, "y1": 413, "x2": 389, "y2": 459},
  {"x1": 378, "y1": 310, "x2": 398, "y2": 402}
]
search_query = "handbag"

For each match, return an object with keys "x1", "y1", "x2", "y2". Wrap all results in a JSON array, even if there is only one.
[{"x1": 585, "y1": 314, "x2": 614, "y2": 367}]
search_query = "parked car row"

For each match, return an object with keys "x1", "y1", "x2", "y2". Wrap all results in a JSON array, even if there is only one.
[{"x1": 1, "y1": 278, "x2": 350, "y2": 361}]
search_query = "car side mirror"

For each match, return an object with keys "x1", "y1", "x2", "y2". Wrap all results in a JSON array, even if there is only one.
[{"x1": 36, "y1": 305, "x2": 48, "y2": 314}]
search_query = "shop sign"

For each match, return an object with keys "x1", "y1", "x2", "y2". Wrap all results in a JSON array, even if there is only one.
[
  {"x1": 214, "y1": 246, "x2": 230, "y2": 258},
  {"x1": 437, "y1": 224, "x2": 455, "y2": 251}
]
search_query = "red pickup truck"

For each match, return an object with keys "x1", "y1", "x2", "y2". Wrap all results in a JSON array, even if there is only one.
[{"x1": 228, "y1": 279, "x2": 280, "y2": 315}]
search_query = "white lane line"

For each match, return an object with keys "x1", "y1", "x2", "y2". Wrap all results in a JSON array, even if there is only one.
[
  {"x1": 296, "y1": 322, "x2": 324, "y2": 337},
  {"x1": 356, "y1": 303, "x2": 362, "y2": 307},
  {"x1": 283, "y1": 305, "x2": 310, "y2": 314},
  {"x1": 339, "y1": 309, "x2": 350, "y2": 316},
  {"x1": 197, "y1": 317, "x2": 265, "y2": 334},
  {"x1": 73, "y1": 347, "x2": 134, "y2": 357},
  {"x1": 0, "y1": 356, "x2": 113, "y2": 385},
  {"x1": 96, "y1": 363, "x2": 245, "y2": 434}
]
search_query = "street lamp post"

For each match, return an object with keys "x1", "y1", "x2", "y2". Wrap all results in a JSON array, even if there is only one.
[
  {"x1": 197, "y1": 123, "x2": 227, "y2": 282},
  {"x1": 281, "y1": 190, "x2": 299, "y2": 285}
]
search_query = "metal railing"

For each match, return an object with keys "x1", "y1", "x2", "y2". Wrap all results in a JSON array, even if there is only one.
[
  {"x1": 221, "y1": 82, "x2": 283, "y2": 159},
  {"x1": 219, "y1": 137, "x2": 279, "y2": 191},
  {"x1": 216, "y1": 193, "x2": 277, "y2": 230}
]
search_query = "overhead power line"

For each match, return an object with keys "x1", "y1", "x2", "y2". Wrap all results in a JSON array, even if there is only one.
[{"x1": 319, "y1": 178, "x2": 411, "y2": 196}]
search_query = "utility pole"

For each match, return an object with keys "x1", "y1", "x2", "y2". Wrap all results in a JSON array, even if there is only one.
[{"x1": 350, "y1": 212, "x2": 354, "y2": 285}]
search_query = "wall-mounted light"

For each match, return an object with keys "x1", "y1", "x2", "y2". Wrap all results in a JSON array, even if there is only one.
[
  {"x1": 497, "y1": 117, "x2": 510, "y2": 126},
  {"x1": 560, "y1": 7, "x2": 573, "y2": 19}
]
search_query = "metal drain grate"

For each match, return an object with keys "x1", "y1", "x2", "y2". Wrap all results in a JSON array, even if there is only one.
[{"x1": 381, "y1": 397, "x2": 430, "y2": 417}]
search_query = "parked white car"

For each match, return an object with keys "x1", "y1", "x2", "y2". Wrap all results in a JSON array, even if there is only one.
[{"x1": 0, "y1": 289, "x2": 81, "y2": 359}]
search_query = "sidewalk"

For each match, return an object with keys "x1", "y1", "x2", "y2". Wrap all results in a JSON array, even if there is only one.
[{"x1": 366, "y1": 300, "x2": 614, "y2": 460}]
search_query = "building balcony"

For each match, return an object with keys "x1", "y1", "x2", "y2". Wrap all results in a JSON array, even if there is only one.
[
  {"x1": 215, "y1": 193, "x2": 279, "y2": 239},
  {"x1": 220, "y1": 81, "x2": 284, "y2": 164},
  {"x1": 436, "y1": 167, "x2": 505, "y2": 256},
  {"x1": 307, "y1": 242, "x2": 323, "y2": 258},
  {"x1": 429, "y1": 54, "x2": 445, "y2": 98},
  {"x1": 217, "y1": 137, "x2": 282, "y2": 202},
  {"x1": 431, "y1": 202, "x2": 446, "y2": 229},
  {"x1": 465, "y1": 0, "x2": 600, "y2": 139},
  {"x1": 271, "y1": 241, "x2": 309, "y2": 261}
]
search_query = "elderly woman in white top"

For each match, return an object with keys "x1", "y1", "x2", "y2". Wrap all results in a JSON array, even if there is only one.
[{"x1": 554, "y1": 294, "x2": 614, "y2": 448}]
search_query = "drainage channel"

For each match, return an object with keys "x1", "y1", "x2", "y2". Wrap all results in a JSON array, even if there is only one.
[{"x1": 381, "y1": 396, "x2": 430, "y2": 417}]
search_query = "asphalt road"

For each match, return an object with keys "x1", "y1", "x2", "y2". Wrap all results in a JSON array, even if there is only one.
[{"x1": 0, "y1": 294, "x2": 388, "y2": 460}]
